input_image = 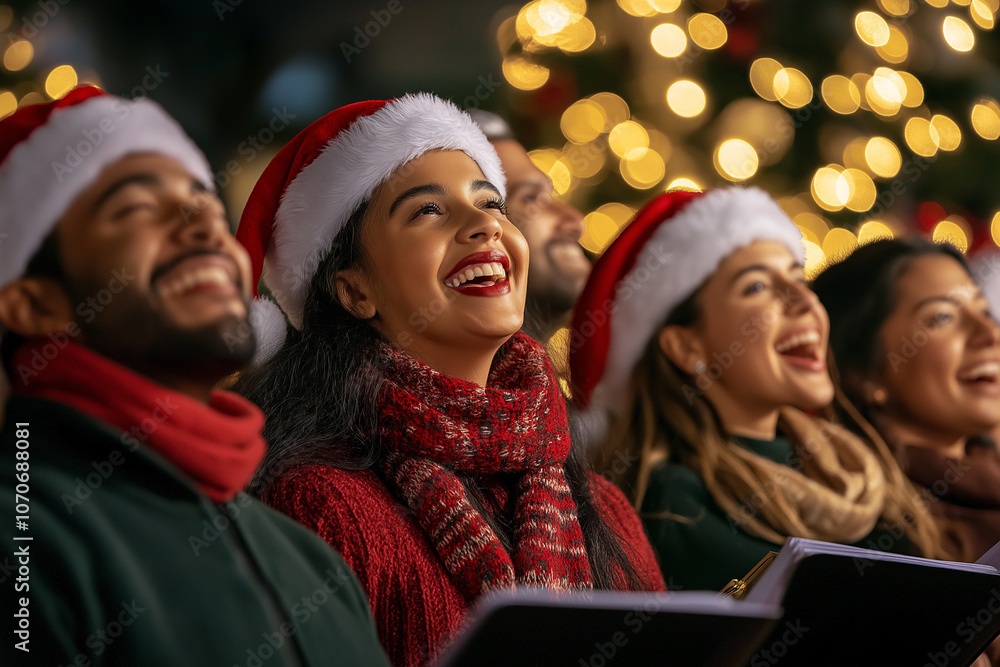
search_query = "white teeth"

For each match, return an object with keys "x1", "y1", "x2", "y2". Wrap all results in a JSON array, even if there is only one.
[
  {"x1": 958, "y1": 362, "x2": 1000, "y2": 381},
  {"x1": 775, "y1": 330, "x2": 821, "y2": 354},
  {"x1": 445, "y1": 261, "x2": 509, "y2": 287},
  {"x1": 160, "y1": 266, "x2": 231, "y2": 298}
]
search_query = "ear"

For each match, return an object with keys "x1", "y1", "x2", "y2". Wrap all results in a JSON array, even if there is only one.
[
  {"x1": 657, "y1": 324, "x2": 706, "y2": 375},
  {"x1": 0, "y1": 278, "x2": 74, "y2": 337},
  {"x1": 334, "y1": 268, "x2": 378, "y2": 320}
]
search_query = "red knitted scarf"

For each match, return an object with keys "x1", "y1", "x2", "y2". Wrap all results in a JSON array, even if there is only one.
[
  {"x1": 12, "y1": 338, "x2": 266, "y2": 502},
  {"x1": 378, "y1": 332, "x2": 594, "y2": 602}
]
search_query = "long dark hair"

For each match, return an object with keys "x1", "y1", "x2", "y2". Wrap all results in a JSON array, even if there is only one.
[
  {"x1": 811, "y1": 237, "x2": 969, "y2": 427},
  {"x1": 233, "y1": 201, "x2": 645, "y2": 591}
]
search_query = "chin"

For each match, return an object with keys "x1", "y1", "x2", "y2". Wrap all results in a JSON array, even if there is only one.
[{"x1": 789, "y1": 384, "x2": 836, "y2": 411}]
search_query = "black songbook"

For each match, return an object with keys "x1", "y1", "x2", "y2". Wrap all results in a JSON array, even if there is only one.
[
  {"x1": 741, "y1": 538, "x2": 1000, "y2": 666},
  {"x1": 436, "y1": 589, "x2": 780, "y2": 667}
]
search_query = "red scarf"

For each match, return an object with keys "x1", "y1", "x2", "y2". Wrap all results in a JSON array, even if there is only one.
[
  {"x1": 378, "y1": 332, "x2": 593, "y2": 602},
  {"x1": 12, "y1": 338, "x2": 265, "y2": 502}
]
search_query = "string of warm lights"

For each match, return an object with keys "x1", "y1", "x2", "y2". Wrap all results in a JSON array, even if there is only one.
[{"x1": 499, "y1": 0, "x2": 1000, "y2": 277}]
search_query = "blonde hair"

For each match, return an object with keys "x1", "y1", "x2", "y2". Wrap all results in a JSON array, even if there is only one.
[{"x1": 593, "y1": 333, "x2": 949, "y2": 559}]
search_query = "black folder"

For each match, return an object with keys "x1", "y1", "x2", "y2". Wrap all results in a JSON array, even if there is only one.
[
  {"x1": 743, "y1": 539, "x2": 1000, "y2": 666},
  {"x1": 436, "y1": 589, "x2": 781, "y2": 667}
]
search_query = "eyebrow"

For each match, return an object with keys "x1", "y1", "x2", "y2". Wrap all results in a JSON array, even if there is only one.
[
  {"x1": 91, "y1": 172, "x2": 163, "y2": 212},
  {"x1": 91, "y1": 172, "x2": 210, "y2": 214},
  {"x1": 507, "y1": 177, "x2": 550, "y2": 198},
  {"x1": 729, "y1": 260, "x2": 804, "y2": 286},
  {"x1": 913, "y1": 291, "x2": 984, "y2": 312},
  {"x1": 388, "y1": 180, "x2": 502, "y2": 216}
]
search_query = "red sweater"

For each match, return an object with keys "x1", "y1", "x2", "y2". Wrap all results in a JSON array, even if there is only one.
[{"x1": 266, "y1": 465, "x2": 666, "y2": 666}]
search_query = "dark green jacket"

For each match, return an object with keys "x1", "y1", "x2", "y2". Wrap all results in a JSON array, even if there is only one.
[
  {"x1": 1, "y1": 395, "x2": 390, "y2": 667},
  {"x1": 642, "y1": 435, "x2": 914, "y2": 592}
]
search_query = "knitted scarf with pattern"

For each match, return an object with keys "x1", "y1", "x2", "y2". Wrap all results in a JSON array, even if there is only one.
[{"x1": 377, "y1": 332, "x2": 594, "y2": 602}]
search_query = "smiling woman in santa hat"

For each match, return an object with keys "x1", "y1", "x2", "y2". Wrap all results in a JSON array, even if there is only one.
[
  {"x1": 569, "y1": 187, "x2": 947, "y2": 592},
  {"x1": 232, "y1": 94, "x2": 665, "y2": 666}
]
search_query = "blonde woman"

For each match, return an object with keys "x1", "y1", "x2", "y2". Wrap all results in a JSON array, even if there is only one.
[{"x1": 569, "y1": 187, "x2": 946, "y2": 591}]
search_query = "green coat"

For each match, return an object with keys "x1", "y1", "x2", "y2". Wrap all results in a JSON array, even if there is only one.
[
  {"x1": 0, "y1": 395, "x2": 390, "y2": 667},
  {"x1": 642, "y1": 435, "x2": 914, "y2": 592}
]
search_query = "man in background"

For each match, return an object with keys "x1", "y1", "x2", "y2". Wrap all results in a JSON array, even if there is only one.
[{"x1": 470, "y1": 110, "x2": 590, "y2": 344}]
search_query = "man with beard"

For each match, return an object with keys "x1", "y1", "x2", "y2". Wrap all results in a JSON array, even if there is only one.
[
  {"x1": 469, "y1": 111, "x2": 590, "y2": 343},
  {"x1": 0, "y1": 87, "x2": 388, "y2": 666},
  {"x1": 470, "y1": 112, "x2": 614, "y2": 451}
]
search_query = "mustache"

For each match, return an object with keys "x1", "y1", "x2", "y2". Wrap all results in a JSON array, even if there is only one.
[{"x1": 150, "y1": 248, "x2": 242, "y2": 290}]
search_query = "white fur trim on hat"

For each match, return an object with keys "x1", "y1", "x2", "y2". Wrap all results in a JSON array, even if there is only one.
[
  {"x1": 0, "y1": 95, "x2": 213, "y2": 290},
  {"x1": 248, "y1": 296, "x2": 288, "y2": 366},
  {"x1": 594, "y1": 186, "x2": 806, "y2": 413},
  {"x1": 264, "y1": 93, "x2": 506, "y2": 329}
]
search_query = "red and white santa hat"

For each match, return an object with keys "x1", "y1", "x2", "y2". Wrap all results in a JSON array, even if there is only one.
[
  {"x1": 236, "y1": 92, "x2": 506, "y2": 363},
  {"x1": 0, "y1": 85, "x2": 213, "y2": 291},
  {"x1": 569, "y1": 186, "x2": 805, "y2": 414}
]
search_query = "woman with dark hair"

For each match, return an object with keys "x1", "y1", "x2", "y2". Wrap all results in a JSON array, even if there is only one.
[
  {"x1": 813, "y1": 237, "x2": 1000, "y2": 562},
  {"x1": 569, "y1": 188, "x2": 946, "y2": 592},
  {"x1": 232, "y1": 94, "x2": 665, "y2": 666}
]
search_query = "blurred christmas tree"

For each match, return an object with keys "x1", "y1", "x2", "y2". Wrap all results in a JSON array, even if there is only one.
[{"x1": 494, "y1": 0, "x2": 1000, "y2": 274}]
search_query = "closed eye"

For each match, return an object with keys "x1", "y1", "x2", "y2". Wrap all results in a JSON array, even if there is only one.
[
  {"x1": 482, "y1": 196, "x2": 508, "y2": 216},
  {"x1": 926, "y1": 312, "x2": 953, "y2": 327},
  {"x1": 112, "y1": 202, "x2": 156, "y2": 220},
  {"x1": 410, "y1": 201, "x2": 442, "y2": 220},
  {"x1": 742, "y1": 280, "x2": 766, "y2": 296}
]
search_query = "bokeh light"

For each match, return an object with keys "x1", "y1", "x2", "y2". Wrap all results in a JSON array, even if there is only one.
[
  {"x1": 666, "y1": 80, "x2": 707, "y2": 117},
  {"x1": 714, "y1": 139, "x2": 759, "y2": 181},
  {"x1": 650, "y1": 23, "x2": 687, "y2": 58}
]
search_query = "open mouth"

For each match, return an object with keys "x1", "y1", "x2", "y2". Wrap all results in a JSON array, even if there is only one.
[
  {"x1": 774, "y1": 329, "x2": 826, "y2": 371},
  {"x1": 443, "y1": 250, "x2": 511, "y2": 295},
  {"x1": 548, "y1": 240, "x2": 591, "y2": 277},
  {"x1": 156, "y1": 255, "x2": 238, "y2": 299},
  {"x1": 957, "y1": 361, "x2": 1000, "y2": 388},
  {"x1": 444, "y1": 261, "x2": 508, "y2": 288}
]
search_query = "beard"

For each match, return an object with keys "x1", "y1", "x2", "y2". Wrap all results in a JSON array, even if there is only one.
[{"x1": 65, "y1": 277, "x2": 256, "y2": 386}]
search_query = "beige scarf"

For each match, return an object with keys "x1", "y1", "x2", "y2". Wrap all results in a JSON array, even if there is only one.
[{"x1": 730, "y1": 407, "x2": 886, "y2": 545}]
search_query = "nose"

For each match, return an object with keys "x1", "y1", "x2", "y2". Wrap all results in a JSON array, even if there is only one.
[
  {"x1": 457, "y1": 204, "x2": 504, "y2": 243},
  {"x1": 969, "y1": 309, "x2": 1000, "y2": 348},
  {"x1": 551, "y1": 199, "x2": 585, "y2": 242},
  {"x1": 781, "y1": 279, "x2": 817, "y2": 315},
  {"x1": 172, "y1": 188, "x2": 230, "y2": 248}
]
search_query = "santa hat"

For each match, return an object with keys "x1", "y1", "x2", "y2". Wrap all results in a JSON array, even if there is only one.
[
  {"x1": 569, "y1": 186, "x2": 805, "y2": 414},
  {"x1": 236, "y1": 93, "x2": 506, "y2": 363},
  {"x1": 0, "y1": 85, "x2": 213, "y2": 292}
]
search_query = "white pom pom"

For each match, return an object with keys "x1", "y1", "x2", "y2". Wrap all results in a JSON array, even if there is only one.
[{"x1": 248, "y1": 297, "x2": 288, "y2": 366}]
